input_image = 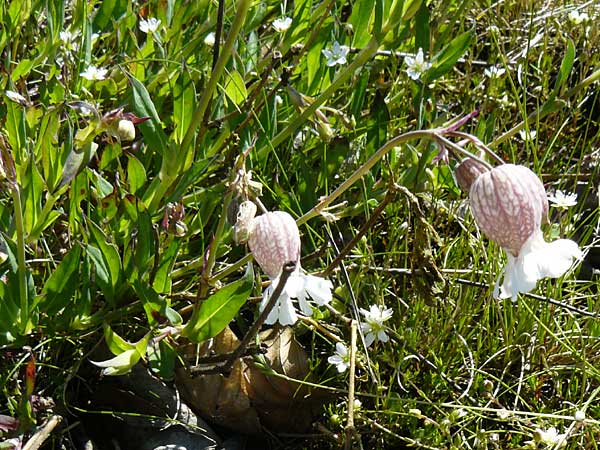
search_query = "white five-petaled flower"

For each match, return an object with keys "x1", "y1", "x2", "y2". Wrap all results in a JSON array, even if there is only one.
[
  {"x1": 139, "y1": 17, "x2": 161, "y2": 34},
  {"x1": 534, "y1": 426, "x2": 567, "y2": 448},
  {"x1": 244, "y1": 207, "x2": 333, "y2": 326},
  {"x1": 468, "y1": 163, "x2": 582, "y2": 300},
  {"x1": 328, "y1": 342, "x2": 350, "y2": 373},
  {"x1": 272, "y1": 17, "x2": 292, "y2": 32},
  {"x1": 322, "y1": 41, "x2": 350, "y2": 67},
  {"x1": 568, "y1": 10, "x2": 589, "y2": 24},
  {"x1": 404, "y1": 48, "x2": 431, "y2": 81},
  {"x1": 484, "y1": 65, "x2": 506, "y2": 78},
  {"x1": 360, "y1": 304, "x2": 393, "y2": 347},
  {"x1": 548, "y1": 190, "x2": 578, "y2": 209},
  {"x1": 80, "y1": 65, "x2": 108, "y2": 81}
]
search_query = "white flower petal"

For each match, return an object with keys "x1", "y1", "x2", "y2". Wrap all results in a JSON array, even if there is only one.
[
  {"x1": 364, "y1": 332, "x2": 375, "y2": 347},
  {"x1": 303, "y1": 274, "x2": 333, "y2": 306}
]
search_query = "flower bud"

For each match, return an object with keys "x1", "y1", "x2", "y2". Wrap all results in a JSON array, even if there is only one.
[
  {"x1": 454, "y1": 158, "x2": 489, "y2": 193},
  {"x1": 248, "y1": 211, "x2": 300, "y2": 279},
  {"x1": 118, "y1": 119, "x2": 136, "y2": 141},
  {"x1": 469, "y1": 164, "x2": 548, "y2": 256}
]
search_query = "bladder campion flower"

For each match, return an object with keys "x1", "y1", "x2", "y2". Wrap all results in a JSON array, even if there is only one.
[
  {"x1": 404, "y1": 48, "x2": 431, "y2": 81},
  {"x1": 80, "y1": 65, "x2": 108, "y2": 81},
  {"x1": 322, "y1": 41, "x2": 350, "y2": 67},
  {"x1": 468, "y1": 164, "x2": 582, "y2": 300},
  {"x1": 360, "y1": 304, "x2": 393, "y2": 347},
  {"x1": 244, "y1": 207, "x2": 333, "y2": 326},
  {"x1": 328, "y1": 342, "x2": 350, "y2": 373},
  {"x1": 139, "y1": 17, "x2": 161, "y2": 34}
]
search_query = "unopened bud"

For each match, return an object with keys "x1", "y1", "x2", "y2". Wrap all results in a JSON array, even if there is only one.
[
  {"x1": 118, "y1": 119, "x2": 136, "y2": 141},
  {"x1": 454, "y1": 158, "x2": 489, "y2": 192},
  {"x1": 248, "y1": 211, "x2": 300, "y2": 279}
]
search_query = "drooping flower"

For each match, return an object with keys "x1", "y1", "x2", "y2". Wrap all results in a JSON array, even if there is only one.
[
  {"x1": 272, "y1": 17, "x2": 292, "y2": 32},
  {"x1": 404, "y1": 48, "x2": 431, "y2": 81},
  {"x1": 328, "y1": 342, "x2": 350, "y2": 373},
  {"x1": 139, "y1": 17, "x2": 161, "y2": 34},
  {"x1": 548, "y1": 190, "x2": 578, "y2": 209},
  {"x1": 360, "y1": 304, "x2": 393, "y2": 347},
  {"x1": 468, "y1": 164, "x2": 582, "y2": 300},
  {"x1": 322, "y1": 41, "x2": 350, "y2": 67},
  {"x1": 80, "y1": 65, "x2": 108, "y2": 81},
  {"x1": 245, "y1": 207, "x2": 333, "y2": 326}
]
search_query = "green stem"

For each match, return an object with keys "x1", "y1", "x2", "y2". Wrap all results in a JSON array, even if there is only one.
[
  {"x1": 269, "y1": 37, "x2": 380, "y2": 150},
  {"x1": 491, "y1": 66, "x2": 600, "y2": 147},
  {"x1": 198, "y1": 188, "x2": 234, "y2": 298},
  {"x1": 297, "y1": 129, "x2": 435, "y2": 226},
  {"x1": 180, "y1": 0, "x2": 252, "y2": 161},
  {"x1": 12, "y1": 184, "x2": 29, "y2": 334}
]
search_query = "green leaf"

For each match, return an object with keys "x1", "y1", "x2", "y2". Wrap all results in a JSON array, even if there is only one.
[
  {"x1": 183, "y1": 264, "x2": 254, "y2": 343},
  {"x1": 104, "y1": 324, "x2": 136, "y2": 355},
  {"x1": 148, "y1": 339, "x2": 176, "y2": 380},
  {"x1": 424, "y1": 30, "x2": 474, "y2": 83},
  {"x1": 133, "y1": 281, "x2": 165, "y2": 327},
  {"x1": 127, "y1": 154, "x2": 147, "y2": 195},
  {"x1": 128, "y1": 73, "x2": 169, "y2": 154},
  {"x1": 90, "y1": 349, "x2": 141, "y2": 376},
  {"x1": 152, "y1": 240, "x2": 179, "y2": 294},
  {"x1": 223, "y1": 70, "x2": 248, "y2": 108},
  {"x1": 172, "y1": 71, "x2": 196, "y2": 143},
  {"x1": 41, "y1": 245, "x2": 81, "y2": 315},
  {"x1": 59, "y1": 140, "x2": 97, "y2": 189},
  {"x1": 553, "y1": 39, "x2": 575, "y2": 96},
  {"x1": 92, "y1": 0, "x2": 128, "y2": 32},
  {"x1": 349, "y1": 0, "x2": 374, "y2": 48}
]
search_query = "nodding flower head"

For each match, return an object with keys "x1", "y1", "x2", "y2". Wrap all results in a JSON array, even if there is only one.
[
  {"x1": 247, "y1": 210, "x2": 301, "y2": 280},
  {"x1": 469, "y1": 164, "x2": 548, "y2": 257},
  {"x1": 467, "y1": 164, "x2": 581, "y2": 300}
]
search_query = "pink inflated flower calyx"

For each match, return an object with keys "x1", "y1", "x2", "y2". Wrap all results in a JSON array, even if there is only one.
[{"x1": 247, "y1": 211, "x2": 301, "y2": 279}]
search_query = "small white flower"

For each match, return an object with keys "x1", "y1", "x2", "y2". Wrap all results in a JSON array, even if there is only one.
[
  {"x1": 534, "y1": 426, "x2": 567, "y2": 447},
  {"x1": 484, "y1": 65, "x2": 506, "y2": 78},
  {"x1": 80, "y1": 65, "x2": 108, "y2": 81},
  {"x1": 322, "y1": 41, "x2": 350, "y2": 67},
  {"x1": 5, "y1": 90, "x2": 27, "y2": 105},
  {"x1": 548, "y1": 190, "x2": 578, "y2": 209},
  {"x1": 568, "y1": 10, "x2": 589, "y2": 24},
  {"x1": 353, "y1": 399, "x2": 362, "y2": 410},
  {"x1": 574, "y1": 410, "x2": 585, "y2": 422},
  {"x1": 117, "y1": 119, "x2": 136, "y2": 141},
  {"x1": 518, "y1": 128, "x2": 537, "y2": 141},
  {"x1": 204, "y1": 32, "x2": 216, "y2": 46},
  {"x1": 360, "y1": 304, "x2": 393, "y2": 347},
  {"x1": 139, "y1": 17, "x2": 161, "y2": 34},
  {"x1": 272, "y1": 17, "x2": 292, "y2": 32},
  {"x1": 328, "y1": 342, "x2": 350, "y2": 373},
  {"x1": 404, "y1": 48, "x2": 431, "y2": 81},
  {"x1": 60, "y1": 30, "x2": 78, "y2": 51}
]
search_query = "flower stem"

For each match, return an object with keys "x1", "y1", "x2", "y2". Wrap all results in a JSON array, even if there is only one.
[{"x1": 12, "y1": 184, "x2": 29, "y2": 334}]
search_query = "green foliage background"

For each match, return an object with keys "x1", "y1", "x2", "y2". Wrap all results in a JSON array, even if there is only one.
[{"x1": 0, "y1": 0, "x2": 600, "y2": 448}]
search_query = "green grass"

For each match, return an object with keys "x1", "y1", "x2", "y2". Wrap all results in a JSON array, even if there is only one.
[{"x1": 1, "y1": 0, "x2": 600, "y2": 448}]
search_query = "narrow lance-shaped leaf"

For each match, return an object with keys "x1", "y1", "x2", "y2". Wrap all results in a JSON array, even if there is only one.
[{"x1": 424, "y1": 30, "x2": 474, "y2": 83}]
